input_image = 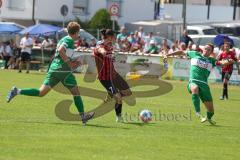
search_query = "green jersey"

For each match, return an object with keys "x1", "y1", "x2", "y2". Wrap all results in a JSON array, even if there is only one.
[
  {"x1": 187, "y1": 51, "x2": 217, "y2": 84},
  {"x1": 49, "y1": 36, "x2": 75, "y2": 71}
]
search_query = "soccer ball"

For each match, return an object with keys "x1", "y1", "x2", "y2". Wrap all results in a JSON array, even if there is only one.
[{"x1": 139, "y1": 109, "x2": 152, "y2": 123}]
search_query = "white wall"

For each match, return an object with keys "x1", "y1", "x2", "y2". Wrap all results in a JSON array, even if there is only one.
[
  {"x1": 0, "y1": 0, "x2": 33, "y2": 20},
  {"x1": 164, "y1": 4, "x2": 237, "y2": 22},
  {"x1": 0, "y1": 0, "x2": 240, "y2": 27},
  {"x1": 34, "y1": 0, "x2": 73, "y2": 22}
]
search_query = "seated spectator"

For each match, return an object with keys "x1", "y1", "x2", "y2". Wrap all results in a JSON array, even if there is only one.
[
  {"x1": 129, "y1": 36, "x2": 144, "y2": 53},
  {"x1": 0, "y1": 41, "x2": 13, "y2": 69},
  {"x1": 118, "y1": 37, "x2": 131, "y2": 52},
  {"x1": 143, "y1": 32, "x2": 154, "y2": 52},
  {"x1": 128, "y1": 32, "x2": 137, "y2": 44},
  {"x1": 159, "y1": 39, "x2": 170, "y2": 56},
  {"x1": 32, "y1": 36, "x2": 41, "y2": 46},
  {"x1": 81, "y1": 39, "x2": 89, "y2": 48},
  {"x1": 89, "y1": 38, "x2": 97, "y2": 48},
  {"x1": 41, "y1": 36, "x2": 53, "y2": 49},
  {"x1": 145, "y1": 40, "x2": 159, "y2": 54},
  {"x1": 179, "y1": 42, "x2": 187, "y2": 51},
  {"x1": 117, "y1": 26, "x2": 127, "y2": 43}
]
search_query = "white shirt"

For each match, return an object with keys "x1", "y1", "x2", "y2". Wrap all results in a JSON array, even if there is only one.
[
  {"x1": 0, "y1": 45, "x2": 13, "y2": 57},
  {"x1": 20, "y1": 37, "x2": 33, "y2": 54},
  {"x1": 42, "y1": 39, "x2": 53, "y2": 49}
]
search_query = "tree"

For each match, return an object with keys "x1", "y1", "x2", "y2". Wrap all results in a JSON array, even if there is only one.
[{"x1": 89, "y1": 9, "x2": 119, "y2": 31}]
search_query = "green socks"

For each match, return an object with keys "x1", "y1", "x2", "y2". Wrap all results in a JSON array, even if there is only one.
[
  {"x1": 207, "y1": 111, "x2": 214, "y2": 120},
  {"x1": 192, "y1": 94, "x2": 200, "y2": 113},
  {"x1": 20, "y1": 89, "x2": 40, "y2": 96},
  {"x1": 74, "y1": 96, "x2": 84, "y2": 113}
]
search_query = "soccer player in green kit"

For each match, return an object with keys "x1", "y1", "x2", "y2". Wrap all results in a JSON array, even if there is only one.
[
  {"x1": 6, "y1": 22, "x2": 94, "y2": 125},
  {"x1": 168, "y1": 43, "x2": 234, "y2": 125}
]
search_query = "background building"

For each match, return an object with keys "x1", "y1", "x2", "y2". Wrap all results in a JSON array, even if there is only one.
[{"x1": 0, "y1": 0, "x2": 240, "y2": 26}]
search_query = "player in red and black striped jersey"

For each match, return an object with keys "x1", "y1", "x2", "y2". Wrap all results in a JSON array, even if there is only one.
[
  {"x1": 93, "y1": 29, "x2": 132, "y2": 122},
  {"x1": 218, "y1": 42, "x2": 237, "y2": 100}
]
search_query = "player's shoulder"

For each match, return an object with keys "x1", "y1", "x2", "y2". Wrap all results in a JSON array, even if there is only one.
[{"x1": 187, "y1": 50, "x2": 200, "y2": 56}]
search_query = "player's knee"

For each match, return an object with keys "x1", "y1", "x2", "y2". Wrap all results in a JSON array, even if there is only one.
[
  {"x1": 191, "y1": 85, "x2": 199, "y2": 94},
  {"x1": 39, "y1": 91, "x2": 46, "y2": 97},
  {"x1": 114, "y1": 94, "x2": 122, "y2": 103}
]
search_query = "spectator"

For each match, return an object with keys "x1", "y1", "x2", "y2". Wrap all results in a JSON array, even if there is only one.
[
  {"x1": 81, "y1": 39, "x2": 90, "y2": 48},
  {"x1": 143, "y1": 32, "x2": 154, "y2": 52},
  {"x1": 41, "y1": 36, "x2": 53, "y2": 49},
  {"x1": 118, "y1": 37, "x2": 131, "y2": 52},
  {"x1": 145, "y1": 40, "x2": 159, "y2": 54},
  {"x1": 89, "y1": 38, "x2": 97, "y2": 48},
  {"x1": 169, "y1": 41, "x2": 179, "y2": 55},
  {"x1": 180, "y1": 29, "x2": 193, "y2": 46},
  {"x1": 159, "y1": 39, "x2": 170, "y2": 56},
  {"x1": 0, "y1": 41, "x2": 13, "y2": 69},
  {"x1": 117, "y1": 26, "x2": 127, "y2": 43},
  {"x1": 179, "y1": 42, "x2": 187, "y2": 51},
  {"x1": 138, "y1": 26, "x2": 145, "y2": 38},
  {"x1": 127, "y1": 32, "x2": 137, "y2": 45},
  {"x1": 19, "y1": 32, "x2": 33, "y2": 73}
]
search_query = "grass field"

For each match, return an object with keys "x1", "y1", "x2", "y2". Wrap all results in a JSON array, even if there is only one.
[{"x1": 0, "y1": 70, "x2": 240, "y2": 160}]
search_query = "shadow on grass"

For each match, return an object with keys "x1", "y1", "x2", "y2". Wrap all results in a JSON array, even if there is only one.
[
  {"x1": 124, "y1": 122, "x2": 157, "y2": 127},
  {"x1": 12, "y1": 120, "x2": 130, "y2": 130}
]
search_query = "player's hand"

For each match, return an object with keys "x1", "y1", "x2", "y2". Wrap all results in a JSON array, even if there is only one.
[{"x1": 69, "y1": 58, "x2": 82, "y2": 70}]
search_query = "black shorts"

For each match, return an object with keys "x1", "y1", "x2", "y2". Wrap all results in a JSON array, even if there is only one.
[
  {"x1": 100, "y1": 74, "x2": 130, "y2": 96},
  {"x1": 20, "y1": 52, "x2": 31, "y2": 62},
  {"x1": 222, "y1": 72, "x2": 232, "y2": 81}
]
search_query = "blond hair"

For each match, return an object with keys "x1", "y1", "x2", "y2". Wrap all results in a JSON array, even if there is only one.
[{"x1": 67, "y1": 22, "x2": 80, "y2": 35}]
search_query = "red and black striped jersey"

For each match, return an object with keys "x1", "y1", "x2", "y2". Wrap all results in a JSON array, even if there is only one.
[
  {"x1": 93, "y1": 43, "x2": 117, "y2": 80},
  {"x1": 218, "y1": 51, "x2": 237, "y2": 73}
]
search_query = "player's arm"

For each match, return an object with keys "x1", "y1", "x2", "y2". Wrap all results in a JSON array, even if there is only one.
[
  {"x1": 58, "y1": 46, "x2": 80, "y2": 69},
  {"x1": 96, "y1": 46, "x2": 107, "y2": 55},
  {"x1": 166, "y1": 50, "x2": 186, "y2": 57},
  {"x1": 216, "y1": 59, "x2": 235, "y2": 66}
]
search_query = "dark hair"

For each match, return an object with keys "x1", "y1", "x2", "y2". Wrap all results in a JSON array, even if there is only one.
[
  {"x1": 100, "y1": 28, "x2": 114, "y2": 39},
  {"x1": 207, "y1": 43, "x2": 214, "y2": 52}
]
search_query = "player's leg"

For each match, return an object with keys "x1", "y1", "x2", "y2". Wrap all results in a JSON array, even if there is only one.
[
  {"x1": 7, "y1": 84, "x2": 51, "y2": 103},
  {"x1": 100, "y1": 80, "x2": 124, "y2": 122},
  {"x1": 7, "y1": 70, "x2": 58, "y2": 102},
  {"x1": 199, "y1": 85, "x2": 216, "y2": 125},
  {"x1": 64, "y1": 73, "x2": 94, "y2": 124},
  {"x1": 188, "y1": 82, "x2": 201, "y2": 117}
]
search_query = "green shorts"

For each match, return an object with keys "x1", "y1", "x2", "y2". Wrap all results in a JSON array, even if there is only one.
[
  {"x1": 43, "y1": 70, "x2": 77, "y2": 89},
  {"x1": 187, "y1": 81, "x2": 213, "y2": 102}
]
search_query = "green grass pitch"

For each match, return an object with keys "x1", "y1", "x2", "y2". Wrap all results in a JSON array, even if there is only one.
[{"x1": 0, "y1": 70, "x2": 240, "y2": 160}]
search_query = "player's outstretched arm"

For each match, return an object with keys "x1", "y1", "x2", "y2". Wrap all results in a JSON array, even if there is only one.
[{"x1": 167, "y1": 50, "x2": 186, "y2": 57}]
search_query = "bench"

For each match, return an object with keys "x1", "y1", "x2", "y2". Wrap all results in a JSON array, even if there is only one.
[{"x1": 30, "y1": 60, "x2": 42, "y2": 70}]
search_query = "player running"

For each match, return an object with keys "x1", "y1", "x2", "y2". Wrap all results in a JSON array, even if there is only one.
[
  {"x1": 93, "y1": 29, "x2": 132, "y2": 123},
  {"x1": 168, "y1": 43, "x2": 234, "y2": 125},
  {"x1": 217, "y1": 42, "x2": 237, "y2": 100},
  {"x1": 6, "y1": 22, "x2": 94, "y2": 125}
]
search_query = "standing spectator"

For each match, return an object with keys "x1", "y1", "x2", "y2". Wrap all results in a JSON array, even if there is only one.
[
  {"x1": 19, "y1": 32, "x2": 33, "y2": 73},
  {"x1": 180, "y1": 29, "x2": 193, "y2": 46},
  {"x1": 217, "y1": 42, "x2": 237, "y2": 100},
  {"x1": 0, "y1": 42, "x2": 13, "y2": 69}
]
